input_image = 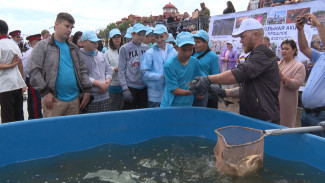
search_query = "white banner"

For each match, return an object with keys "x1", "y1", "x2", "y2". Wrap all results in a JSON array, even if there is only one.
[{"x1": 208, "y1": 0, "x2": 325, "y2": 62}]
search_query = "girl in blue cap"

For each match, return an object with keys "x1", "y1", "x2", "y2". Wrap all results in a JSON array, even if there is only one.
[{"x1": 105, "y1": 28, "x2": 124, "y2": 111}]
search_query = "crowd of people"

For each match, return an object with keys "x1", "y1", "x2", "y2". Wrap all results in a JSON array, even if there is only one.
[
  {"x1": 256, "y1": 0, "x2": 309, "y2": 9},
  {"x1": 0, "y1": 8, "x2": 324, "y2": 137}
]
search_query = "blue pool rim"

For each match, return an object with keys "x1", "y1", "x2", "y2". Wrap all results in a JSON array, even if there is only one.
[{"x1": 0, "y1": 107, "x2": 324, "y2": 171}]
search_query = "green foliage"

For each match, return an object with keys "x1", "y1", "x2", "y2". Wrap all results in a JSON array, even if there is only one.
[
  {"x1": 98, "y1": 20, "x2": 133, "y2": 37},
  {"x1": 313, "y1": 11, "x2": 325, "y2": 17}
]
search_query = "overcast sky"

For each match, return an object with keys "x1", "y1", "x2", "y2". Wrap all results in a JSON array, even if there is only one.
[{"x1": 0, "y1": 0, "x2": 249, "y2": 37}]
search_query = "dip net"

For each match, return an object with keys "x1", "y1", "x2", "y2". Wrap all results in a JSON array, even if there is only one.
[{"x1": 214, "y1": 126, "x2": 264, "y2": 176}]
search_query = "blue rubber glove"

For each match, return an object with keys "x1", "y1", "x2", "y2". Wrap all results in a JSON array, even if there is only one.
[
  {"x1": 189, "y1": 76, "x2": 211, "y2": 96},
  {"x1": 123, "y1": 89, "x2": 133, "y2": 103}
]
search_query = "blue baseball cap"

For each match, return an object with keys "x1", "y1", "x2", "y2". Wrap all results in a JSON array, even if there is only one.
[
  {"x1": 145, "y1": 27, "x2": 153, "y2": 36},
  {"x1": 125, "y1": 27, "x2": 133, "y2": 38},
  {"x1": 153, "y1": 24, "x2": 168, "y2": 35},
  {"x1": 132, "y1": 23, "x2": 146, "y2": 33},
  {"x1": 176, "y1": 32, "x2": 194, "y2": 47},
  {"x1": 193, "y1": 30, "x2": 209, "y2": 42},
  {"x1": 81, "y1": 30, "x2": 101, "y2": 42},
  {"x1": 193, "y1": 29, "x2": 212, "y2": 48},
  {"x1": 109, "y1": 28, "x2": 121, "y2": 38},
  {"x1": 166, "y1": 33, "x2": 175, "y2": 43}
]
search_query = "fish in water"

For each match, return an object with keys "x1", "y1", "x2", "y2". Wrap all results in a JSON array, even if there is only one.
[
  {"x1": 186, "y1": 80, "x2": 233, "y2": 107},
  {"x1": 222, "y1": 154, "x2": 263, "y2": 176}
]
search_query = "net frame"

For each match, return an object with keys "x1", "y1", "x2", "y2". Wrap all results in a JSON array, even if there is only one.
[{"x1": 214, "y1": 126, "x2": 265, "y2": 176}]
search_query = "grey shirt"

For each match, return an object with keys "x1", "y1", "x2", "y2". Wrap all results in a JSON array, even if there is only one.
[
  {"x1": 80, "y1": 49, "x2": 113, "y2": 102},
  {"x1": 118, "y1": 41, "x2": 149, "y2": 90},
  {"x1": 28, "y1": 35, "x2": 92, "y2": 97}
]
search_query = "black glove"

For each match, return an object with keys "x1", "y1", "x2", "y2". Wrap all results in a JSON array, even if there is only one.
[
  {"x1": 189, "y1": 76, "x2": 211, "y2": 96},
  {"x1": 209, "y1": 84, "x2": 226, "y2": 98},
  {"x1": 123, "y1": 89, "x2": 133, "y2": 103}
]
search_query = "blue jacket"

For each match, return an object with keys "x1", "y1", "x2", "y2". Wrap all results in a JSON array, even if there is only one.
[{"x1": 140, "y1": 43, "x2": 177, "y2": 102}]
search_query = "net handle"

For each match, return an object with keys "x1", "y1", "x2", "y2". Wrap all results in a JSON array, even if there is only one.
[{"x1": 264, "y1": 122, "x2": 325, "y2": 136}]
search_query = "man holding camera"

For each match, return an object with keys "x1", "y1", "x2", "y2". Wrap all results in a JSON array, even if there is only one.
[{"x1": 296, "y1": 13, "x2": 325, "y2": 137}]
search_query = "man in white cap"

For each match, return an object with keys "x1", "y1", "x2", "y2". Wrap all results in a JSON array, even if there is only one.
[{"x1": 190, "y1": 18, "x2": 280, "y2": 124}]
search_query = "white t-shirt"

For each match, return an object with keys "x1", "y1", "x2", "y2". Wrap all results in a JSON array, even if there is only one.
[
  {"x1": 104, "y1": 47, "x2": 120, "y2": 86},
  {"x1": 22, "y1": 47, "x2": 33, "y2": 80},
  {"x1": 159, "y1": 45, "x2": 168, "y2": 60},
  {"x1": 0, "y1": 38, "x2": 26, "y2": 93}
]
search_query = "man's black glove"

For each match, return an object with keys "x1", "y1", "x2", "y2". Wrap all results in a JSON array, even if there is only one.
[
  {"x1": 188, "y1": 76, "x2": 211, "y2": 96},
  {"x1": 209, "y1": 84, "x2": 226, "y2": 99}
]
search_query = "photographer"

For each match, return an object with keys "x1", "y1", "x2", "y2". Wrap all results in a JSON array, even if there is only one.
[{"x1": 296, "y1": 13, "x2": 325, "y2": 137}]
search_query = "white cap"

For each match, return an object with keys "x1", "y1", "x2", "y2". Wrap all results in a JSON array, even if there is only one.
[{"x1": 232, "y1": 18, "x2": 263, "y2": 37}]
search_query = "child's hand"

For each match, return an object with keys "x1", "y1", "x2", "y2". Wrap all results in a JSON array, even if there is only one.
[
  {"x1": 11, "y1": 54, "x2": 19, "y2": 66},
  {"x1": 97, "y1": 81, "x2": 109, "y2": 93}
]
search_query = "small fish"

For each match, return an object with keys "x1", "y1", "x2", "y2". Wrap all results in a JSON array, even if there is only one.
[
  {"x1": 208, "y1": 93, "x2": 234, "y2": 107},
  {"x1": 187, "y1": 79, "x2": 233, "y2": 107},
  {"x1": 185, "y1": 79, "x2": 199, "y2": 87}
]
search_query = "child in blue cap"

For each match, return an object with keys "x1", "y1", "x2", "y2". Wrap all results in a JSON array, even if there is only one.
[
  {"x1": 79, "y1": 30, "x2": 113, "y2": 113},
  {"x1": 192, "y1": 30, "x2": 219, "y2": 107},
  {"x1": 105, "y1": 28, "x2": 124, "y2": 111},
  {"x1": 166, "y1": 33, "x2": 177, "y2": 50},
  {"x1": 118, "y1": 23, "x2": 150, "y2": 109},
  {"x1": 140, "y1": 24, "x2": 177, "y2": 107},
  {"x1": 160, "y1": 32, "x2": 206, "y2": 107},
  {"x1": 143, "y1": 27, "x2": 154, "y2": 47},
  {"x1": 124, "y1": 27, "x2": 133, "y2": 43}
]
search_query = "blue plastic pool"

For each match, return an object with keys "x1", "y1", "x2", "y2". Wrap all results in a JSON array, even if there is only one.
[{"x1": 0, "y1": 107, "x2": 324, "y2": 172}]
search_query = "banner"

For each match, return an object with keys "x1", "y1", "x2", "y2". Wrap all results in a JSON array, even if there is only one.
[{"x1": 208, "y1": 0, "x2": 325, "y2": 62}]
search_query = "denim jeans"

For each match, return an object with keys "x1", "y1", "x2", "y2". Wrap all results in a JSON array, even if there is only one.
[{"x1": 301, "y1": 110, "x2": 325, "y2": 138}]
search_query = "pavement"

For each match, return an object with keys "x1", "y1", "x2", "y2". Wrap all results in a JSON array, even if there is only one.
[{"x1": 218, "y1": 97, "x2": 302, "y2": 127}]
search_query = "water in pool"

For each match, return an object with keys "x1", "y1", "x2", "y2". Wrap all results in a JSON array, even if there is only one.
[{"x1": 0, "y1": 136, "x2": 324, "y2": 183}]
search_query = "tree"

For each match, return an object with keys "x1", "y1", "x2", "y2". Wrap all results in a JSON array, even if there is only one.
[{"x1": 98, "y1": 21, "x2": 132, "y2": 37}]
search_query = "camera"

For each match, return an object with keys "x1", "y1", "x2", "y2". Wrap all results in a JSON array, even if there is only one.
[{"x1": 301, "y1": 16, "x2": 307, "y2": 24}]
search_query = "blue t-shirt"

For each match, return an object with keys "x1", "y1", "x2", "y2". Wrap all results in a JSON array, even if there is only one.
[
  {"x1": 54, "y1": 40, "x2": 80, "y2": 101},
  {"x1": 108, "y1": 85, "x2": 123, "y2": 93},
  {"x1": 160, "y1": 56, "x2": 206, "y2": 107},
  {"x1": 273, "y1": 0, "x2": 285, "y2": 3},
  {"x1": 193, "y1": 51, "x2": 219, "y2": 75}
]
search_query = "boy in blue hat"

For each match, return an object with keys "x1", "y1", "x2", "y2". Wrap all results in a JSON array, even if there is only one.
[
  {"x1": 192, "y1": 30, "x2": 219, "y2": 107},
  {"x1": 143, "y1": 27, "x2": 154, "y2": 47},
  {"x1": 124, "y1": 27, "x2": 133, "y2": 43},
  {"x1": 80, "y1": 30, "x2": 113, "y2": 113},
  {"x1": 140, "y1": 24, "x2": 177, "y2": 107},
  {"x1": 160, "y1": 32, "x2": 205, "y2": 107},
  {"x1": 166, "y1": 33, "x2": 177, "y2": 50},
  {"x1": 118, "y1": 23, "x2": 150, "y2": 109}
]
